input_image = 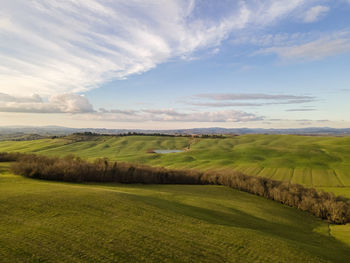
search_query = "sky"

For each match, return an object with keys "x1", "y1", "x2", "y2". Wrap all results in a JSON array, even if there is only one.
[{"x1": 0, "y1": 0, "x2": 350, "y2": 129}]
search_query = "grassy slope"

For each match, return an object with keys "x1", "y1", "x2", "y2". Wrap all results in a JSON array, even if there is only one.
[
  {"x1": 0, "y1": 163, "x2": 349, "y2": 263},
  {"x1": 0, "y1": 134, "x2": 350, "y2": 187}
]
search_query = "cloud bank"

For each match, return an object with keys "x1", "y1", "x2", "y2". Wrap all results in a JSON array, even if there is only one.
[
  {"x1": 92, "y1": 109, "x2": 262, "y2": 123},
  {"x1": 0, "y1": 92, "x2": 261, "y2": 122},
  {"x1": 184, "y1": 93, "x2": 315, "y2": 107},
  {"x1": 0, "y1": 93, "x2": 93, "y2": 113}
]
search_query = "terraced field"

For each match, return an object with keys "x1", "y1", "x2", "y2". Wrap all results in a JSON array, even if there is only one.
[
  {"x1": 1, "y1": 163, "x2": 349, "y2": 262},
  {"x1": 0, "y1": 134, "x2": 349, "y2": 187}
]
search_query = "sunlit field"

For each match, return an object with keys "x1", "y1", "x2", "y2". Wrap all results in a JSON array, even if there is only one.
[
  {"x1": 1, "y1": 135, "x2": 350, "y2": 262},
  {"x1": 1, "y1": 162, "x2": 349, "y2": 262},
  {"x1": 1, "y1": 134, "x2": 349, "y2": 187}
]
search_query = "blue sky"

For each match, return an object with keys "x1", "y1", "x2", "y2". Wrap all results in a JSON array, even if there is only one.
[{"x1": 0, "y1": 0, "x2": 349, "y2": 129}]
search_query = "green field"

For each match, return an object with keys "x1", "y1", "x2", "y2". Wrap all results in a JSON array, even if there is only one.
[
  {"x1": 0, "y1": 134, "x2": 349, "y2": 187},
  {"x1": 1, "y1": 162, "x2": 349, "y2": 262}
]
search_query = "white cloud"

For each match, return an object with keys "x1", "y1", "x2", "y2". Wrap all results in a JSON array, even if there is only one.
[
  {"x1": 256, "y1": 32, "x2": 350, "y2": 61},
  {"x1": 0, "y1": 93, "x2": 42, "y2": 103},
  {"x1": 182, "y1": 93, "x2": 315, "y2": 108},
  {"x1": 91, "y1": 108, "x2": 262, "y2": 122},
  {"x1": 303, "y1": 5, "x2": 329, "y2": 23},
  {"x1": 286, "y1": 108, "x2": 316, "y2": 112},
  {"x1": 0, "y1": 0, "x2": 315, "y2": 96},
  {"x1": 193, "y1": 93, "x2": 313, "y2": 101},
  {"x1": 0, "y1": 91, "x2": 261, "y2": 122},
  {"x1": 251, "y1": 0, "x2": 309, "y2": 25},
  {"x1": 0, "y1": 93, "x2": 93, "y2": 113},
  {"x1": 49, "y1": 94, "x2": 94, "y2": 113}
]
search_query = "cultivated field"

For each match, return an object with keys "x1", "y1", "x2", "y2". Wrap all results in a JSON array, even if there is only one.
[
  {"x1": 0, "y1": 134, "x2": 349, "y2": 188},
  {"x1": 1, "y1": 162, "x2": 349, "y2": 262}
]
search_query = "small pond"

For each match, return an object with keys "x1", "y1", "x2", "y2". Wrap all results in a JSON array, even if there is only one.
[{"x1": 153, "y1": 149, "x2": 184, "y2": 154}]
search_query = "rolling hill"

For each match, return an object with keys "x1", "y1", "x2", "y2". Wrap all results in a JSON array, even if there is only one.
[
  {"x1": 0, "y1": 134, "x2": 349, "y2": 188},
  {"x1": 1, "y1": 162, "x2": 349, "y2": 262}
]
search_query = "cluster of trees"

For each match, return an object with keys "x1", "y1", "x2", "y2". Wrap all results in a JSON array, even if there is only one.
[
  {"x1": 73, "y1": 132, "x2": 178, "y2": 137},
  {"x1": 0, "y1": 152, "x2": 27, "y2": 162},
  {"x1": 72, "y1": 132, "x2": 228, "y2": 138},
  {"x1": 202, "y1": 171, "x2": 350, "y2": 224},
  {"x1": 3, "y1": 152, "x2": 350, "y2": 224},
  {"x1": 198, "y1": 134, "x2": 226, "y2": 138},
  {"x1": 10, "y1": 154, "x2": 200, "y2": 184}
]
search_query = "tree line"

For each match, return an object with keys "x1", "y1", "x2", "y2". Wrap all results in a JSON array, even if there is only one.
[
  {"x1": 72, "y1": 132, "x2": 227, "y2": 138},
  {"x1": 0, "y1": 152, "x2": 26, "y2": 162},
  {"x1": 1, "y1": 152, "x2": 350, "y2": 224}
]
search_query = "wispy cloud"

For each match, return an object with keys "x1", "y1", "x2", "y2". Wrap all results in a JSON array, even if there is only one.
[
  {"x1": 286, "y1": 108, "x2": 316, "y2": 112},
  {"x1": 189, "y1": 102, "x2": 264, "y2": 107},
  {"x1": 92, "y1": 108, "x2": 262, "y2": 122},
  {"x1": 303, "y1": 5, "x2": 330, "y2": 23},
  {"x1": 99, "y1": 108, "x2": 138, "y2": 116},
  {"x1": 183, "y1": 93, "x2": 315, "y2": 107},
  {"x1": 256, "y1": 31, "x2": 350, "y2": 61},
  {"x1": 0, "y1": 0, "x2": 318, "y2": 96},
  {"x1": 193, "y1": 93, "x2": 314, "y2": 101}
]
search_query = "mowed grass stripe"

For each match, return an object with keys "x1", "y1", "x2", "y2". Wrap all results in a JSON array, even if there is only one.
[
  {"x1": 241, "y1": 166, "x2": 263, "y2": 177},
  {"x1": 312, "y1": 169, "x2": 343, "y2": 187},
  {"x1": 335, "y1": 169, "x2": 350, "y2": 186},
  {"x1": 333, "y1": 170, "x2": 345, "y2": 186},
  {"x1": 292, "y1": 168, "x2": 313, "y2": 186},
  {"x1": 256, "y1": 167, "x2": 278, "y2": 179},
  {"x1": 270, "y1": 168, "x2": 294, "y2": 182}
]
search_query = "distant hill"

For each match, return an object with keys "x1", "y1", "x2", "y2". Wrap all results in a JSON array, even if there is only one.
[{"x1": 0, "y1": 125, "x2": 350, "y2": 139}]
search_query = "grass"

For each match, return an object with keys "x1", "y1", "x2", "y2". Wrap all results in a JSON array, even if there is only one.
[
  {"x1": 2, "y1": 135, "x2": 350, "y2": 261},
  {"x1": 0, "y1": 134, "x2": 350, "y2": 187},
  {"x1": 1, "y1": 162, "x2": 350, "y2": 262}
]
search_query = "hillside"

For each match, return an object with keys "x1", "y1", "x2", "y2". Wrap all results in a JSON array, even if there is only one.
[
  {"x1": 0, "y1": 134, "x2": 349, "y2": 188},
  {"x1": 0, "y1": 163, "x2": 349, "y2": 262}
]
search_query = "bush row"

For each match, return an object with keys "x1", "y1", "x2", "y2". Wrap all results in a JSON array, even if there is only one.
[
  {"x1": 2, "y1": 152, "x2": 350, "y2": 224},
  {"x1": 0, "y1": 152, "x2": 27, "y2": 162}
]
